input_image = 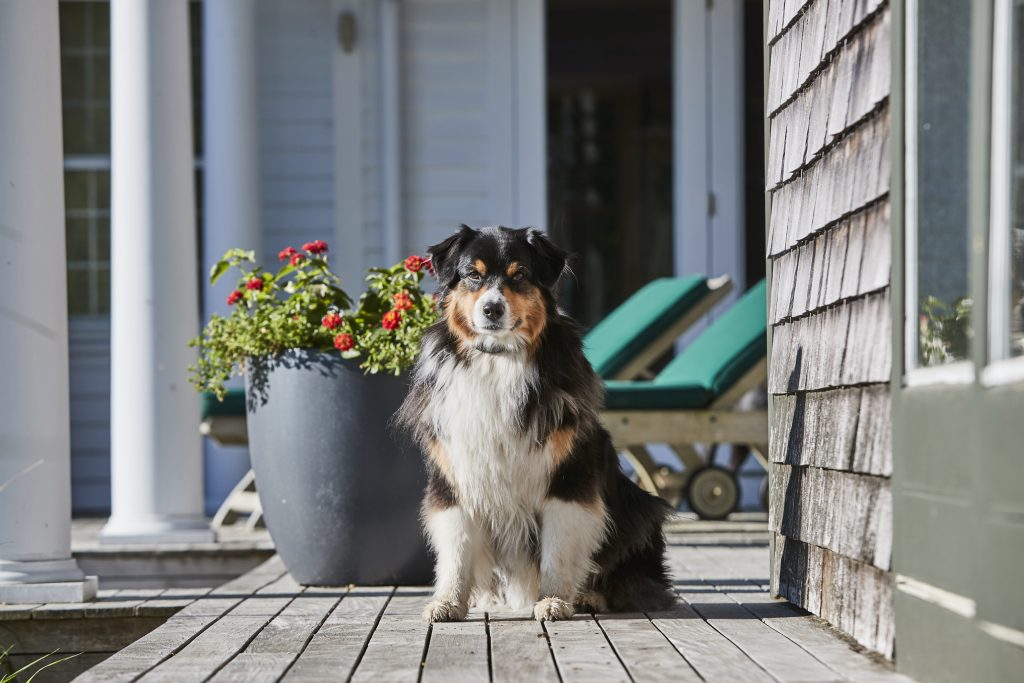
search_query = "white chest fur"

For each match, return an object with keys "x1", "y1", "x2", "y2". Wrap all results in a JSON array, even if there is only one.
[{"x1": 430, "y1": 351, "x2": 550, "y2": 556}]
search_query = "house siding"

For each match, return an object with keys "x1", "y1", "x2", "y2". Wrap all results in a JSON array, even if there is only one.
[
  {"x1": 766, "y1": 0, "x2": 894, "y2": 657},
  {"x1": 68, "y1": 319, "x2": 112, "y2": 515},
  {"x1": 256, "y1": 0, "x2": 337, "y2": 265}
]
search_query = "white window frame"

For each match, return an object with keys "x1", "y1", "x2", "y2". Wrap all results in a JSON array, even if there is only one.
[
  {"x1": 903, "y1": 0, "x2": 976, "y2": 387},
  {"x1": 982, "y1": 0, "x2": 1024, "y2": 387}
]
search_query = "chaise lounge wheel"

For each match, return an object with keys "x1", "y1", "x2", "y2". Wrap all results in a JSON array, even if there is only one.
[{"x1": 686, "y1": 466, "x2": 739, "y2": 520}]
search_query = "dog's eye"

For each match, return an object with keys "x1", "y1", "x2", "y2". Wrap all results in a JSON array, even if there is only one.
[
  {"x1": 466, "y1": 271, "x2": 482, "y2": 282},
  {"x1": 511, "y1": 271, "x2": 525, "y2": 282}
]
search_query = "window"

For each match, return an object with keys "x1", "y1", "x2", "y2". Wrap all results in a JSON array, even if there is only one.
[
  {"x1": 60, "y1": 1, "x2": 110, "y2": 316},
  {"x1": 905, "y1": 0, "x2": 975, "y2": 378},
  {"x1": 986, "y1": 0, "x2": 1024, "y2": 383},
  {"x1": 58, "y1": 1, "x2": 202, "y2": 317}
]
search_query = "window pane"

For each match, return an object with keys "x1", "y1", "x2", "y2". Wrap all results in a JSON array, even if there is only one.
[
  {"x1": 63, "y1": 170, "x2": 110, "y2": 316},
  {"x1": 915, "y1": 2, "x2": 974, "y2": 366},
  {"x1": 1010, "y1": 1, "x2": 1024, "y2": 357},
  {"x1": 59, "y1": 2, "x2": 110, "y2": 157}
]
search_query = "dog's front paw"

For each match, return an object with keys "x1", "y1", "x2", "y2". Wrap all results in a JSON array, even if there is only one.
[
  {"x1": 533, "y1": 596, "x2": 574, "y2": 622},
  {"x1": 423, "y1": 599, "x2": 468, "y2": 623}
]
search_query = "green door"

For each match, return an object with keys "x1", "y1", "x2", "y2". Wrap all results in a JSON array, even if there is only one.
[{"x1": 892, "y1": 1, "x2": 1024, "y2": 681}]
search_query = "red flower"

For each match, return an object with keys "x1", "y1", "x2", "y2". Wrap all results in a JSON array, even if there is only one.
[
  {"x1": 392, "y1": 291, "x2": 414, "y2": 311},
  {"x1": 303, "y1": 240, "x2": 329, "y2": 255},
  {"x1": 290, "y1": 253, "x2": 305, "y2": 266},
  {"x1": 246, "y1": 277, "x2": 264, "y2": 291},
  {"x1": 278, "y1": 246, "x2": 297, "y2": 262},
  {"x1": 424, "y1": 257, "x2": 435, "y2": 275},
  {"x1": 333, "y1": 333, "x2": 355, "y2": 352},
  {"x1": 404, "y1": 255, "x2": 424, "y2": 272},
  {"x1": 226, "y1": 290, "x2": 244, "y2": 306},
  {"x1": 322, "y1": 312, "x2": 343, "y2": 330},
  {"x1": 382, "y1": 309, "x2": 402, "y2": 330}
]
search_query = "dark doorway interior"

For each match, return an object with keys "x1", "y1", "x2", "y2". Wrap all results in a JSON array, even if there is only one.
[{"x1": 546, "y1": 0, "x2": 674, "y2": 328}]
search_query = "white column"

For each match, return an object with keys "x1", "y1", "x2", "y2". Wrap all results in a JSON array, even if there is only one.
[
  {"x1": 0, "y1": 0, "x2": 97, "y2": 602},
  {"x1": 102, "y1": 0, "x2": 213, "y2": 543},
  {"x1": 201, "y1": 0, "x2": 261, "y2": 514}
]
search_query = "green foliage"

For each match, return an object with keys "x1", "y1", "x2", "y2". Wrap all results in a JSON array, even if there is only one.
[
  {"x1": 189, "y1": 245, "x2": 438, "y2": 399},
  {"x1": 1, "y1": 645, "x2": 80, "y2": 683},
  {"x1": 919, "y1": 295, "x2": 973, "y2": 365}
]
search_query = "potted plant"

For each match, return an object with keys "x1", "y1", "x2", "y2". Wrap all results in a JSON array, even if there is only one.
[{"x1": 190, "y1": 241, "x2": 438, "y2": 585}]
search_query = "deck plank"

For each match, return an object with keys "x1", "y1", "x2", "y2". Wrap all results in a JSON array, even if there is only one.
[
  {"x1": 727, "y1": 590, "x2": 913, "y2": 682},
  {"x1": 136, "y1": 573, "x2": 299, "y2": 682},
  {"x1": 73, "y1": 558, "x2": 287, "y2": 682},
  {"x1": 209, "y1": 587, "x2": 344, "y2": 682},
  {"x1": 70, "y1": 527, "x2": 916, "y2": 683},
  {"x1": 349, "y1": 587, "x2": 431, "y2": 682},
  {"x1": 680, "y1": 590, "x2": 840, "y2": 683},
  {"x1": 421, "y1": 617, "x2": 489, "y2": 683},
  {"x1": 597, "y1": 612, "x2": 702, "y2": 682},
  {"x1": 649, "y1": 602, "x2": 775, "y2": 683},
  {"x1": 545, "y1": 615, "x2": 631, "y2": 682},
  {"x1": 282, "y1": 586, "x2": 393, "y2": 682},
  {"x1": 488, "y1": 616, "x2": 560, "y2": 683}
]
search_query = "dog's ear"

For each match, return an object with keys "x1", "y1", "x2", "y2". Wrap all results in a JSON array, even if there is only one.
[
  {"x1": 428, "y1": 224, "x2": 475, "y2": 287},
  {"x1": 526, "y1": 229, "x2": 568, "y2": 289}
]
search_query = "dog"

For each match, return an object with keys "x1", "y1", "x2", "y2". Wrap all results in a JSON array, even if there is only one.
[{"x1": 398, "y1": 225, "x2": 676, "y2": 623}]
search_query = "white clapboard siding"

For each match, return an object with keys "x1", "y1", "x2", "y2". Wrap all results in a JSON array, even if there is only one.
[
  {"x1": 766, "y1": 0, "x2": 893, "y2": 658},
  {"x1": 399, "y1": 0, "x2": 544, "y2": 255},
  {"x1": 257, "y1": 0, "x2": 336, "y2": 265},
  {"x1": 68, "y1": 318, "x2": 112, "y2": 515}
]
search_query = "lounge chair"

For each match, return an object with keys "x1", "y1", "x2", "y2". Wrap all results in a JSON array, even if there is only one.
[
  {"x1": 583, "y1": 275, "x2": 732, "y2": 380},
  {"x1": 599, "y1": 280, "x2": 769, "y2": 518}
]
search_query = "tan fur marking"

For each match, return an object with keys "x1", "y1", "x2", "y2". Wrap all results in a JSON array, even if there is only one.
[
  {"x1": 506, "y1": 261, "x2": 521, "y2": 277},
  {"x1": 548, "y1": 426, "x2": 576, "y2": 468},
  {"x1": 429, "y1": 439, "x2": 456, "y2": 484},
  {"x1": 473, "y1": 259, "x2": 487, "y2": 276},
  {"x1": 505, "y1": 284, "x2": 548, "y2": 349},
  {"x1": 445, "y1": 284, "x2": 488, "y2": 346}
]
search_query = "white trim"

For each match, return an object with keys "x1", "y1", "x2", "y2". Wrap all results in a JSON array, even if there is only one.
[
  {"x1": 380, "y1": 0, "x2": 402, "y2": 262},
  {"x1": 979, "y1": 620, "x2": 1024, "y2": 650},
  {"x1": 981, "y1": 356, "x2": 1024, "y2": 387},
  {"x1": 903, "y1": 0, "x2": 920, "y2": 374},
  {"x1": 64, "y1": 155, "x2": 111, "y2": 171},
  {"x1": 903, "y1": 361, "x2": 975, "y2": 387},
  {"x1": 895, "y1": 574, "x2": 977, "y2": 619},
  {"x1": 988, "y1": 0, "x2": 1015, "y2": 364},
  {"x1": 673, "y1": 0, "x2": 745, "y2": 335}
]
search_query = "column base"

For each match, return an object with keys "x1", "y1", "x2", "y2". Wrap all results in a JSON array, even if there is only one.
[
  {"x1": 0, "y1": 576, "x2": 98, "y2": 603},
  {"x1": 0, "y1": 558, "x2": 98, "y2": 603},
  {"x1": 99, "y1": 516, "x2": 215, "y2": 545}
]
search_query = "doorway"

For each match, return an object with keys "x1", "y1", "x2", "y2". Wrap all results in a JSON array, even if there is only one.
[{"x1": 546, "y1": 0, "x2": 674, "y2": 328}]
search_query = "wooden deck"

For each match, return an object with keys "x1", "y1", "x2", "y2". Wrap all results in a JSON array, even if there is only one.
[{"x1": 72, "y1": 530, "x2": 914, "y2": 682}]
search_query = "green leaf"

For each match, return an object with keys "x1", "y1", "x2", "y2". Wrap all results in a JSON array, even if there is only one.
[{"x1": 209, "y1": 260, "x2": 230, "y2": 284}]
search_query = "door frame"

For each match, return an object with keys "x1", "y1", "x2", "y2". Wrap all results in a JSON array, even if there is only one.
[{"x1": 674, "y1": 0, "x2": 746, "y2": 298}]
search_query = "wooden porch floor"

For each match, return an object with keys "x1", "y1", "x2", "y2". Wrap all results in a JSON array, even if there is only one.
[{"x1": 73, "y1": 529, "x2": 914, "y2": 682}]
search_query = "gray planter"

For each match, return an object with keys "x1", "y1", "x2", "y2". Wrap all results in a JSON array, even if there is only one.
[{"x1": 245, "y1": 349, "x2": 431, "y2": 585}]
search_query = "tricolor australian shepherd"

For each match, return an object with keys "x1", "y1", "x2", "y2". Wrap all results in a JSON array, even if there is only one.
[{"x1": 398, "y1": 225, "x2": 675, "y2": 623}]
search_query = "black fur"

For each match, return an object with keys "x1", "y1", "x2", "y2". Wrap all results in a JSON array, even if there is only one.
[{"x1": 399, "y1": 225, "x2": 676, "y2": 613}]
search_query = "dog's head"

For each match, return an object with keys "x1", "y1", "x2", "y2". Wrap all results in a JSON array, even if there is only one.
[{"x1": 427, "y1": 225, "x2": 568, "y2": 353}]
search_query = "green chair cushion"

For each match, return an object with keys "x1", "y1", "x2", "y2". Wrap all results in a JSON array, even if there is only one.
[
  {"x1": 200, "y1": 389, "x2": 246, "y2": 420},
  {"x1": 603, "y1": 380, "x2": 715, "y2": 410},
  {"x1": 602, "y1": 280, "x2": 767, "y2": 410},
  {"x1": 583, "y1": 276, "x2": 712, "y2": 378}
]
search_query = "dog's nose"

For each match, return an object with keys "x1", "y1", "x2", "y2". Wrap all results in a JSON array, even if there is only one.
[{"x1": 482, "y1": 301, "x2": 505, "y2": 320}]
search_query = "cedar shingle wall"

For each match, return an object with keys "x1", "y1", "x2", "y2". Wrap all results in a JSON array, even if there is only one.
[{"x1": 766, "y1": 0, "x2": 894, "y2": 657}]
